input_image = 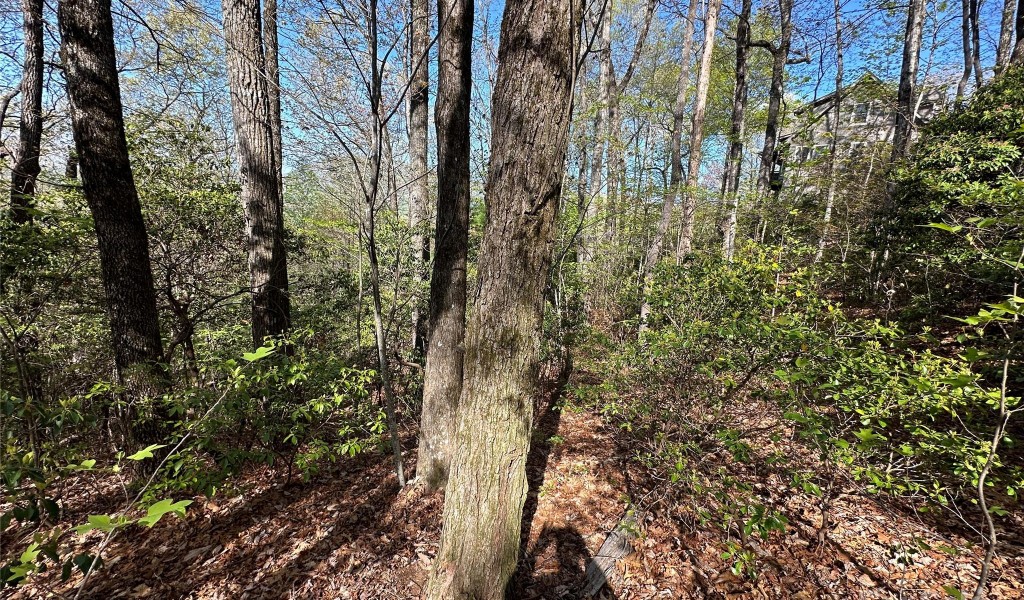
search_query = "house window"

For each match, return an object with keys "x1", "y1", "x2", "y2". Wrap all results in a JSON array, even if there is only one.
[
  {"x1": 796, "y1": 146, "x2": 810, "y2": 162},
  {"x1": 853, "y1": 102, "x2": 869, "y2": 123}
]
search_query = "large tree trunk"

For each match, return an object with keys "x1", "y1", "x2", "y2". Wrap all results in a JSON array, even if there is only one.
[
  {"x1": 223, "y1": 0, "x2": 291, "y2": 348},
  {"x1": 890, "y1": 0, "x2": 925, "y2": 163},
  {"x1": 676, "y1": 0, "x2": 723, "y2": 260},
  {"x1": 58, "y1": 0, "x2": 170, "y2": 446},
  {"x1": 1012, "y1": 0, "x2": 1024, "y2": 65},
  {"x1": 997, "y1": 0, "x2": 1015, "y2": 72},
  {"x1": 720, "y1": 0, "x2": 751, "y2": 261},
  {"x1": 423, "y1": 0, "x2": 578, "y2": 593},
  {"x1": 638, "y1": 0, "x2": 698, "y2": 330},
  {"x1": 409, "y1": 0, "x2": 431, "y2": 353},
  {"x1": 814, "y1": 0, "x2": 842, "y2": 263},
  {"x1": 9, "y1": 0, "x2": 43, "y2": 225},
  {"x1": 416, "y1": 0, "x2": 472, "y2": 490}
]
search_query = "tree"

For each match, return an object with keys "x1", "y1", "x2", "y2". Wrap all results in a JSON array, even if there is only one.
[
  {"x1": 416, "y1": 0, "x2": 472, "y2": 489},
  {"x1": 720, "y1": 0, "x2": 753, "y2": 261},
  {"x1": 639, "y1": 0, "x2": 699, "y2": 329},
  {"x1": 996, "y1": 0, "x2": 1015, "y2": 72},
  {"x1": 423, "y1": 0, "x2": 579, "y2": 593},
  {"x1": 814, "y1": 0, "x2": 843, "y2": 262},
  {"x1": 677, "y1": 0, "x2": 723, "y2": 259},
  {"x1": 58, "y1": 0, "x2": 170, "y2": 444},
  {"x1": 222, "y1": 0, "x2": 291, "y2": 348},
  {"x1": 409, "y1": 0, "x2": 431, "y2": 352},
  {"x1": 751, "y1": 0, "x2": 795, "y2": 241},
  {"x1": 9, "y1": 0, "x2": 43, "y2": 225},
  {"x1": 891, "y1": 0, "x2": 925, "y2": 163}
]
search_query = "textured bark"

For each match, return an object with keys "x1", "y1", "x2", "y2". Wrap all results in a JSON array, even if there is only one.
[
  {"x1": 1013, "y1": 0, "x2": 1024, "y2": 65},
  {"x1": 416, "y1": 0, "x2": 472, "y2": 490},
  {"x1": 957, "y1": 0, "x2": 973, "y2": 101},
  {"x1": 997, "y1": 0, "x2": 1015, "y2": 72},
  {"x1": 409, "y1": 0, "x2": 431, "y2": 352},
  {"x1": 891, "y1": 0, "x2": 925, "y2": 163},
  {"x1": 9, "y1": 0, "x2": 44, "y2": 225},
  {"x1": 720, "y1": 0, "x2": 752, "y2": 262},
  {"x1": 59, "y1": 0, "x2": 169, "y2": 445},
  {"x1": 223, "y1": 0, "x2": 290, "y2": 348},
  {"x1": 263, "y1": 0, "x2": 283, "y2": 202},
  {"x1": 676, "y1": 0, "x2": 722, "y2": 260},
  {"x1": 423, "y1": 0, "x2": 578, "y2": 593},
  {"x1": 751, "y1": 0, "x2": 793, "y2": 240},
  {"x1": 814, "y1": 0, "x2": 842, "y2": 263},
  {"x1": 638, "y1": 0, "x2": 698, "y2": 329}
]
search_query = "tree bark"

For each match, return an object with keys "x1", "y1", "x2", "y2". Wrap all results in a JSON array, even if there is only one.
[
  {"x1": 423, "y1": 0, "x2": 578, "y2": 593},
  {"x1": 416, "y1": 0, "x2": 472, "y2": 490},
  {"x1": 409, "y1": 0, "x2": 431, "y2": 353},
  {"x1": 751, "y1": 0, "x2": 794, "y2": 241},
  {"x1": 638, "y1": 0, "x2": 698, "y2": 330},
  {"x1": 223, "y1": 0, "x2": 291, "y2": 348},
  {"x1": 720, "y1": 0, "x2": 752, "y2": 262},
  {"x1": 890, "y1": 0, "x2": 925, "y2": 163},
  {"x1": 1012, "y1": 0, "x2": 1024, "y2": 65},
  {"x1": 9, "y1": 0, "x2": 44, "y2": 225},
  {"x1": 676, "y1": 0, "x2": 722, "y2": 260},
  {"x1": 58, "y1": 0, "x2": 170, "y2": 446},
  {"x1": 263, "y1": 0, "x2": 283, "y2": 201},
  {"x1": 814, "y1": 0, "x2": 842, "y2": 263},
  {"x1": 997, "y1": 0, "x2": 1015, "y2": 72},
  {"x1": 581, "y1": 4, "x2": 612, "y2": 265}
]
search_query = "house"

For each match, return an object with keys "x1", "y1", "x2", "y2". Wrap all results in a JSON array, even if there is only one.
[{"x1": 779, "y1": 72, "x2": 947, "y2": 176}]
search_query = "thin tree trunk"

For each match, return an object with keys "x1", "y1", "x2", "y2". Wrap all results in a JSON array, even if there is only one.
[
  {"x1": 223, "y1": 0, "x2": 291, "y2": 348},
  {"x1": 10, "y1": 0, "x2": 43, "y2": 225},
  {"x1": 720, "y1": 0, "x2": 751, "y2": 261},
  {"x1": 416, "y1": 0, "x2": 472, "y2": 490},
  {"x1": 970, "y1": 0, "x2": 982, "y2": 88},
  {"x1": 638, "y1": 0, "x2": 698, "y2": 330},
  {"x1": 751, "y1": 0, "x2": 793, "y2": 241},
  {"x1": 409, "y1": 0, "x2": 431, "y2": 353},
  {"x1": 423, "y1": 0, "x2": 578, "y2": 593},
  {"x1": 957, "y1": 0, "x2": 973, "y2": 102},
  {"x1": 997, "y1": 0, "x2": 1016, "y2": 72},
  {"x1": 890, "y1": 0, "x2": 925, "y2": 164},
  {"x1": 59, "y1": 0, "x2": 170, "y2": 447},
  {"x1": 815, "y1": 0, "x2": 842, "y2": 263},
  {"x1": 582, "y1": 4, "x2": 612, "y2": 264},
  {"x1": 676, "y1": 0, "x2": 722, "y2": 260}
]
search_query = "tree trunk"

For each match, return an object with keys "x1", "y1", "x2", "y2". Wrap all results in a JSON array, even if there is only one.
[
  {"x1": 815, "y1": 0, "x2": 842, "y2": 263},
  {"x1": 416, "y1": 0, "x2": 472, "y2": 490},
  {"x1": 58, "y1": 0, "x2": 170, "y2": 447},
  {"x1": 582, "y1": 4, "x2": 612, "y2": 265},
  {"x1": 423, "y1": 0, "x2": 578, "y2": 593},
  {"x1": 9, "y1": 0, "x2": 43, "y2": 225},
  {"x1": 263, "y1": 0, "x2": 283, "y2": 201},
  {"x1": 1012, "y1": 0, "x2": 1024, "y2": 65},
  {"x1": 751, "y1": 0, "x2": 793, "y2": 240},
  {"x1": 223, "y1": 0, "x2": 291, "y2": 348},
  {"x1": 720, "y1": 0, "x2": 751, "y2": 262},
  {"x1": 638, "y1": 0, "x2": 698, "y2": 330},
  {"x1": 676, "y1": 0, "x2": 722, "y2": 260},
  {"x1": 890, "y1": 0, "x2": 925, "y2": 163},
  {"x1": 956, "y1": 0, "x2": 973, "y2": 102},
  {"x1": 409, "y1": 0, "x2": 431, "y2": 353},
  {"x1": 997, "y1": 0, "x2": 1015, "y2": 72}
]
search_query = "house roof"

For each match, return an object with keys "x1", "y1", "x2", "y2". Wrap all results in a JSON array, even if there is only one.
[{"x1": 794, "y1": 71, "x2": 885, "y2": 115}]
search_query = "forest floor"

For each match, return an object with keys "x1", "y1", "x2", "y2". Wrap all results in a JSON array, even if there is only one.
[{"x1": 4, "y1": 367, "x2": 1024, "y2": 599}]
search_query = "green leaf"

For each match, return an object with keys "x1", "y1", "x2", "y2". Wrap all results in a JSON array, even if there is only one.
[
  {"x1": 242, "y1": 345, "x2": 275, "y2": 362},
  {"x1": 127, "y1": 444, "x2": 166, "y2": 461},
  {"x1": 137, "y1": 499, "x2": 192, "y2": 528},
  {"x1": 942, "y1": 585, "x2": 965, "y2": 600}
]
